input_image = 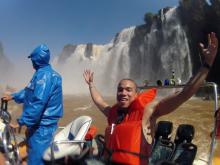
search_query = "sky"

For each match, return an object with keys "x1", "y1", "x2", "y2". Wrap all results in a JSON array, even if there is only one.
[{"x1": 0, "y1": 0, "x2": 179, "y2": 63}]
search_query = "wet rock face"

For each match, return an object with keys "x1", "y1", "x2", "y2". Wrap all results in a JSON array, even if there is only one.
[
  {"x1": 210, "y1": 0, "x2": 220, "y2": 17},
  {"x1": 179, "y1": 0, "x2": 208, "y2": 22},
  {"x1": 178, "y1": 0, "x2": 220, "y2": 84}
]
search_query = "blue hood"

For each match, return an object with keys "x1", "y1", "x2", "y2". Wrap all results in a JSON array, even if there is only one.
[{"x1": 28, "y1": 44, "x2": 50, "y2": 68}]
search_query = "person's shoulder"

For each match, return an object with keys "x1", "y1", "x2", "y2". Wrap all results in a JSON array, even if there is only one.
[
  {"x1": 48, "y1": 65, "x2": 61, "y2": 76},
  {"x1": 36, "y1": 66, "x2": 53, "y2": 78},
  {"x1": 51, "y1": 69, "x2": 62, "y2": 79},
  {"x1": 38, "y1": 66, "x2": 62, "y2": 83}
]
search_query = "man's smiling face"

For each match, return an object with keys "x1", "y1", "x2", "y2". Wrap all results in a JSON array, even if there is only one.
[{"x1": 117, "y1": 79, "x2": 138, "y2": 108}]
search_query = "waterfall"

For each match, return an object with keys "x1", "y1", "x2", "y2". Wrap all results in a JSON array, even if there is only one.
[
  {"x1": 129, "y1": 7, "x2": 192, "y2": 86},
  {"x1": 160, "y1": 7, "x2": 192, "y2": 82},
  {"x1": 54, "y1": 7, "x2": 192, "y2": 95},
  {"x1": 54, "y1": 27, "x2": 135, "y2": 95}
]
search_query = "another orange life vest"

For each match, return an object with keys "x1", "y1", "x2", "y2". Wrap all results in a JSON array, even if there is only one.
[{"x1": 105, "y1": 88, "x2": 157, "y2": 165}]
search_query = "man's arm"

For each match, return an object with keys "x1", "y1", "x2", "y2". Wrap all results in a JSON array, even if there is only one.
[
  {"x1": 2, "y1": 89, "x2": 25, "y2": 103},
  {"x1": 18, "y1": 72, "x2": 53, "y2": 127},
  {"x1": 152, "y1": 32, "x2": 218, "y2": 118},
  {"x1": 83, "y1": 69, "x2": 110, "y2": 116}
]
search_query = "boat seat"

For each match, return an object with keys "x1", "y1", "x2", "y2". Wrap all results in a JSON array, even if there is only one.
[
  {"x1": 171, "y1": 143, "x2": 197, "y2": 165},
  {"x1": 155, "y1": 160, "x2": 177, "y2": 165},
  {"x1": 149, "y1": 139, "x2": 175, "y2": 165},
  {"x1": 174, "y1": 124, "x2": 195, "y2": 145},
  {"x1": 171, "y1": 124, "x2": 197, "y2": 164},
  {"x1": 149, "y1": 121, "x2": 175, "y2": 164},
  {"x1": 43, "y1": 115, "x2": 92, "y2": 162},
  {"x1": 155, "y1": 121, "x2": 173, "y2": 141}
]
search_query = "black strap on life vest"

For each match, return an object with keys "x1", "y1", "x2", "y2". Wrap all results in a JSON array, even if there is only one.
[
  {"x1": 111, "y1": 149, "x2": 149, "y2": 160},
  {"x1": 115, "y1": 109, "x2": 128, "y2": 124},
  {"x1": 96, "y1": 135, "x2": 148, "y2": 161}
]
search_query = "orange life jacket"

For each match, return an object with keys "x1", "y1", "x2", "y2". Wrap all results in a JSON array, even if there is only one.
[
  {"x1": 105, "y1": 88, "x2": 157, "y2": 165},
  {"x1": 85, "y1": 125, "x2": 97, "y2": 140}
]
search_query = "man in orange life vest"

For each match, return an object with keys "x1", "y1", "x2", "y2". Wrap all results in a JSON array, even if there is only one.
[{"x1": 83, "y1": 32, "x2": 218, "y2": 165}]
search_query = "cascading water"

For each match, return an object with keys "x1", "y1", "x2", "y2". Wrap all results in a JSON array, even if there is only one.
[
  {"x1": 160, "y1": 7, "x2": 192, "y2": 82},
  {"x1": 54, "y1": 7, "x2": 192, "y2": 95},
  {"x1": 53, "y1": 27, "x2": 135, "y2": 95},
  {"x1": 129, "y1": 7, "x2": 192, "y2": 86}
]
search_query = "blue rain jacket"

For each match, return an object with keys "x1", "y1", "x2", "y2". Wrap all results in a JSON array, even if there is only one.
[{"x1": 12, "y1": 44, "x2": 63, "y2": 165}]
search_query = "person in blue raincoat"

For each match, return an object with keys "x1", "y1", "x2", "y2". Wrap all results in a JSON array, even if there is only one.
[{"x1": 2, "y1": 44, "x2": 63, "y2": 165}]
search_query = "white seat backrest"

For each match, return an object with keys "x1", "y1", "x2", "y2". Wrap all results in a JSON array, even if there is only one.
[
  {"x1": 43, "y1": 116, "x2": 92, "y2": 161},
  {"x1": 70, "y1": 116, "x2": 92, "y2": 140}
]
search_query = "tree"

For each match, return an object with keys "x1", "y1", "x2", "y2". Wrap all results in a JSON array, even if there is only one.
[{"x1": 144, "y1": 12, "x2": 154, "y2": 25}]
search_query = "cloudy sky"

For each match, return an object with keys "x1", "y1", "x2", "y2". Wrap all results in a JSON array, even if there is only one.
[{"x1": 0, "y1": 0, "x2": 179, "y2": 62}]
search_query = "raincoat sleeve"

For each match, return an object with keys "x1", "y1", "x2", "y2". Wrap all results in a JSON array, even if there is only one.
[
  {"x1": 11, "y1": 89, "x2": 25, "y2": 104},
  {"x1": 17, "y1": 72, "x2": 52, "y2": 127}
]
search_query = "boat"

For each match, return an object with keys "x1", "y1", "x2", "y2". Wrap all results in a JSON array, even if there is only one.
[{"x1": 0, "y1": 82, "x2": 219, "y2": 165}]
